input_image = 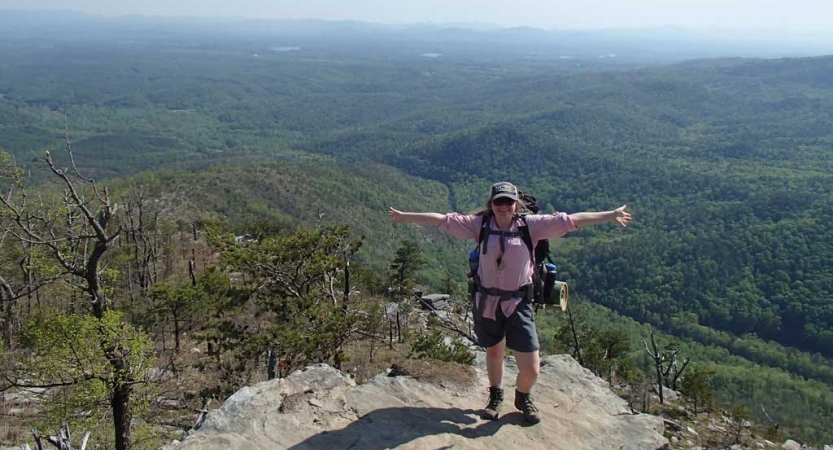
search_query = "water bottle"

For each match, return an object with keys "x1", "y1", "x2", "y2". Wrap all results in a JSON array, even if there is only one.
[
  {"x1": 543, "y1": 263, "x2": 557, "y2": 304},
  {"x1": 468, "y1": 251, "x2": 480, "y2": 278},
  {"x1": 468, "y1": 250, "x2": 480, "y2": 297}
]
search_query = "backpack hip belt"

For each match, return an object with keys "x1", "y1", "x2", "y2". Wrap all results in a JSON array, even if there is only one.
[
  {"x1": 477, "y1": 284, "x2": 534, "y2": 301},
  {"x1": 474, "y1": 284, "x2": 534, "y2": 316}
]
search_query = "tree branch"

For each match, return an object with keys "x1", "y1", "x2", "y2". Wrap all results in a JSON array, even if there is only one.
[{"x1": 43, "y1": 152, "x2": 108, "y2": 243}]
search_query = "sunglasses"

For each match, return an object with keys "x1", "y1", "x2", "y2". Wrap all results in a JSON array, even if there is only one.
[{"x1": 492, "y1": 197, "x2": 516, "y2": 206}]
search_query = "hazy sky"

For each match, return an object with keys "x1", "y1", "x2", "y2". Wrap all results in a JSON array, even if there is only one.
[{"x1": 2, "y1": 0, "x2": 831, "y2": 31}]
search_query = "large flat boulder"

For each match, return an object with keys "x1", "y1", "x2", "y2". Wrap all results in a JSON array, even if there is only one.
[{"x1": 163, "y1": 353, "x2": 668, "y2": 450}]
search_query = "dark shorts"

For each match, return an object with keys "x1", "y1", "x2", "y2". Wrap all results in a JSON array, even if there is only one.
[{"x1": 473, "y1": 296, "x2": 539, "y2": 353}]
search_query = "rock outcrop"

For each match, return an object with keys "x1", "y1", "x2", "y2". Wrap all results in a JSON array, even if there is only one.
[{"x1": 163, "y1": 353, "x2": 668, "y2": 450}]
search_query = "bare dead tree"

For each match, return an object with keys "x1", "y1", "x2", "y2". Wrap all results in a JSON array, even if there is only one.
[
  {"x1": 25, "y1": 424, "x2": 91, "y2": 450},
  {"x1": 0, "y1": 236, "x2": 64, "y2": 347},
  {"x1": 643, "y1": 330, "x2": 666, "y2": 405},
  {"x1": 566, "y1": 306, "x2": 584, "y2": 365},
  {"x1": 642, "y1": 329, "x2": 690, "y2": 405},
  {"x1": 663, "y1": 353, "x2": 690, "y2": 389},
  {"x1": 0, "y1": 159, "x2": 67, "y2": 347},
  {"x1": 122, "y1": 186, "x2": 161, "y2": 296},
  {"x1": 419, "y1": 297, "x2": 478, "y2": 345},
  {"x1": 761, "y1": 403, "x2": 780, "y2": 437},
  {"x1": 0, "y1": 137, "x2": 143, "y2": 450},
  {"x1": 193, "y1": 397, "x2": 213, "y2": 430}
]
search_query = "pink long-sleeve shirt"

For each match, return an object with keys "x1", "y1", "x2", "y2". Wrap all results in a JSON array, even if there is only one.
[{"x1": 439, "y1": 212, "x2": 577, "y2": 319}]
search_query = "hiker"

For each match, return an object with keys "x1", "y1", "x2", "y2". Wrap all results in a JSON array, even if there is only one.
[{"x1": 387, "y1": 181, "x2": 631, "y2": 423}]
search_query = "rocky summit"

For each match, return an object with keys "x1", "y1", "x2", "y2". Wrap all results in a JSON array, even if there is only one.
[{"x1": 163, "y1": 353, "x2": 668, "y2": 450}]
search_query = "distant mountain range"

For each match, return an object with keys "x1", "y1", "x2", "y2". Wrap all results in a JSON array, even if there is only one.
[{"x1": 2, "y1": 9, "x2": 832, "y2": 63}]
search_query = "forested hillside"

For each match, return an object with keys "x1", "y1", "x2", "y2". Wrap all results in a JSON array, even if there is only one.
[
  {"x1": 363, "y1": 58, "x2": 833, "y2": 360},
  {"x1": 1, "y1": 28, "x2": 832, "y2": 446},
  {"x1": 110, "y1": 161, "x2": 464, "y2": 283}
]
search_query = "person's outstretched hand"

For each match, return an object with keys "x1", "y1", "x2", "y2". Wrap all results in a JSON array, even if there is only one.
[
  {"x1": 388, "y1": 207, "x2": 406, "y2": 224},
  {"x1": 614, "y1": 205, "x2": 632, "y2": 227}
]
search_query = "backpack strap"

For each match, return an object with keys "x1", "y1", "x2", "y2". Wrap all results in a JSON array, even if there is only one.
[
  {"x1": 477, "y1": 216, "x2": 491, "y2": 254},
  {"x1": 479, "y1": 215, "x2": 535, "y2": 261},
  {"x1": 468, "y1": 217, "x2": 491, "y2": 292},
  {"x1": 519, "y1": 215, "x2": 544, "y2": 310},
  {"x1": 518, "y1": 215, "x2": 535, "y2": 261}
]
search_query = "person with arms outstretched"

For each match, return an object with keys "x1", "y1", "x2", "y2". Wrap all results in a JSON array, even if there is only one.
[{"x1": 387, "y1": 181, "x2": 632, "y2": 424}]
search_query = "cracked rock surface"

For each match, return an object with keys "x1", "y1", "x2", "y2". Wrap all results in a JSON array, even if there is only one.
[{"x1": 162, "y1": 354, "x2": 668, "y2": 450}]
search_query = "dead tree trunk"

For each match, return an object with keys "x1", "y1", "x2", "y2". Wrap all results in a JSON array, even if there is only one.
[
  {"x1": 389, "y1": 319, "x2": 394, "y2": 349},
  {"x1": 567, "y1": 307, "x2": 583, "y2": 365},
  {"x1": 267, "y1": 348, "x2": 279, "y2": 380},
  {"x1": 396, "y1": 311, "x2": 402, "y2": 343},
  {"x1": 124, "y1": 188, "x2": 162, "y2": 296},
  {"x1": 642, "y1": 329, "x2": 690, "y2": 406},
  {"x1": 27, "y1": 424, "x2": 92, "y2": 450},
  {"x1": 0, "y1": 275, "x2": 18, "y2": 347},
  {"x1": 643, "y1": 329, "x2": 665, "y2": 405}
]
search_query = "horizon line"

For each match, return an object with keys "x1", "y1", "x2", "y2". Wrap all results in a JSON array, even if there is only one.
[{"x1": 2, "y1": 8, "x2": 832, "y2": 35}]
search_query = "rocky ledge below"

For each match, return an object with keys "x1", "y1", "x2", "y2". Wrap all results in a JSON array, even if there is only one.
[{"x1": 162, "y1": 353, "x2": 668, "y2": 450}]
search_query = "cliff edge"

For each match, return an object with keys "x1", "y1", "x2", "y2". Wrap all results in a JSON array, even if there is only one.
[{"x1": 163, "y1": 353, "x2": 668, "y2": 450}]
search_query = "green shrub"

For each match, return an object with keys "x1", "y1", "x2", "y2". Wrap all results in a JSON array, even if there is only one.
[{"x1": 409, "y1": 331, "x2": 475, "y2": 365}]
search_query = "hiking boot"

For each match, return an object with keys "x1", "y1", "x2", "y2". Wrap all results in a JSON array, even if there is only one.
[
  {"x1": 482, "y1": 387, "x2": 504, "y2": 420},
  {"x1": 514, "y1": 390, "x2": 541, "y2": 424}
]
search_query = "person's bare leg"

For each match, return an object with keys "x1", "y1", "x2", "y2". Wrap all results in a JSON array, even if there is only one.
[
  {"x1": 482, "y1": 339, "x2": 506, "y2": 420},
  {"x1": 513, "y1": 349, "x2": 540, "y2": 393},
  {"x1": 486, "y1": 339, "x2": 506, "y2": 387},
  {"x1": 513, "y1": 349, "x2": 541, "y2": 423}
]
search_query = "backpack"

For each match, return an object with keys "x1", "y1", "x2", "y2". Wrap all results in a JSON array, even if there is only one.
[{"x1": 467, "y1": 192, "x2": 563, "y2": 308}]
